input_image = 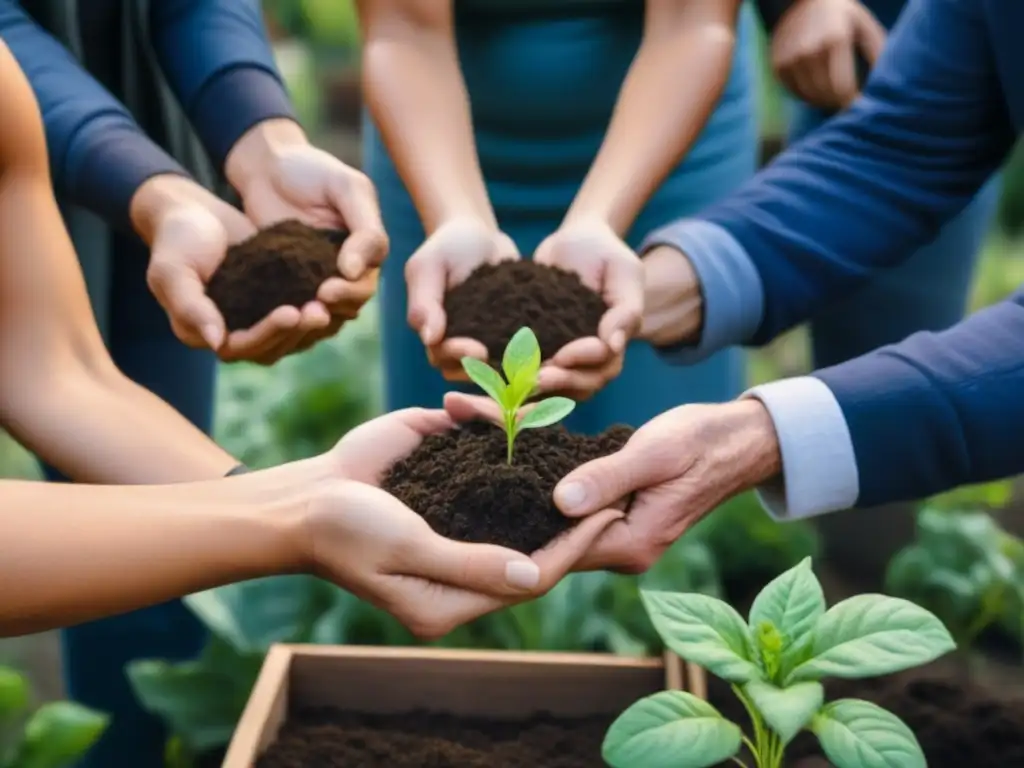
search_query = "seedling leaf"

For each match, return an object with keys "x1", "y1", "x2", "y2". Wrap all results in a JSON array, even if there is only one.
[
  {"x1": 602, "y1": 691, "x2": 741, "y2": 768},
  {"x1": 749, "y1": 556, "x2": 824, "y2": 671},
  {"x1": 461, "y1": 357, "x2": 507, "y2": 404},
  {"x1": 786, "y1": 594, "x2": 956, "y2": 684},
  {"x1": 517, "y1": 397, "x2": 575, "y2": 431},
  {"x1": 811, "y1": 699, "x2": 925, "y2": 768},
  {"x1": 744, "y1": 680, "x2": 823, "y2": 744},
  {"x1": 642, "y1": 590, "x2": 761, "y2": 683},
  {"x1": 502, "y1": 327, "x2": 541, "y2": 384}
]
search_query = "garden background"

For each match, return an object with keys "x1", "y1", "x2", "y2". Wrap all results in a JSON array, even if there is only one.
[{"x1": 2, "y1": 0, "x2": 1024, "y2": 762}]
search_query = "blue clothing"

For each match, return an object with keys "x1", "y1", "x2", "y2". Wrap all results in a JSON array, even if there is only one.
[
  {"x1": 644, "y1": 0, "x2": 1021, "y2": 513},
  {"x1": 3, "y1": 2, "x2": 293, "y2": 765},
  {"x1": 785, "y1": 0, "x2": 998, "y2": 372},
  {"x1": 367, "y1": 1, "x2": 760, "y2": 430}
]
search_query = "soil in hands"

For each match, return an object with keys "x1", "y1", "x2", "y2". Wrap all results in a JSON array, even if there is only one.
[
  {"x1": 255, "y1": 708, "x2": 612, "y2": 768},
  {"x1": 443, "y1": 261, "x2": 607, "y2": 364},
  {"x1": 381, "y1": 420, "x2": 633, "y2": 554},
  {"x1": 206, "y1": 219, "x2": 347, "y2": 332}
]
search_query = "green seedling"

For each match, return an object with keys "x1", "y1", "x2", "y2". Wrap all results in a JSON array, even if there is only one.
[
  {"x1": 461, "y1": 327, "x2": 575, "y2": 464},
  {"x1": 602, "y1": 557, "x2": 956, "y2": 768}
]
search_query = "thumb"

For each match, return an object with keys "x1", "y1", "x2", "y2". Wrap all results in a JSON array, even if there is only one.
[
  {"x1": 405, "y1": 258, "x2": 447, "y2": 346},
  {"x1": 338, "y1": 229, "x2": 389, "y2": 281},
  {"x1": 853, "y1": 6, "x2": 886, "y2": 65},
  {"x1": 148, "y1": 256, "x2": 226, "y2": 350},
  {"x1": 555, "y1": 445, "x2": 661, "y2": 517},
  {"x1": 403, "y1": 535, "x2": 543, "y2": 598}
]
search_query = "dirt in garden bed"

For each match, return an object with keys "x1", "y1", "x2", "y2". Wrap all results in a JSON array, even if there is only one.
[
  {"x1": 443, "y1": 261, "x2": 607, "y2": 365},
  {"x1": 381, "y1": 420, "x2": 632, "y2": 554},
  {"x1": 206, "y1": 219, "x2": 347, "y2": 331},
  {"x1": 256, "y1": 708, "x2": 612, "y2": 767}
]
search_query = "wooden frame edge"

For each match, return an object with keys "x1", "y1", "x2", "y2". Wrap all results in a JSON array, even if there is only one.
[{"x1": 222, "y1": 645, "x2": 294, "y2": 767}]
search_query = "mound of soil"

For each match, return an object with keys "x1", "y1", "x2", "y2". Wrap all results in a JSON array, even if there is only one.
[
  {"x1": 256, "y1": 708, "x2": 611, "y2": 768},
  {"x1": 443, "y1": 261, "x2": 607, "y2": 364},
  {"x1": 206, "y1": 219, "x2": 347, "y2": 331},
  {"x1": 381, "y1": 420, "x2": 632, "y2": 554},
  {"x1": 708, "y1": 663, "x2": 1024, "y2": 767}
]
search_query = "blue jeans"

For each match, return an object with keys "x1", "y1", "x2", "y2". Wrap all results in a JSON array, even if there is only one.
[{"x1": 45, "y1": 218, "x2": 216, "y2": 768}]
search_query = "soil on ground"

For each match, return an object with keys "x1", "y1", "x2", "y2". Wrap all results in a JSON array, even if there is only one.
[
  {"x1": 255, "y1": 708, "x2": 612, "y2": 768},
  {"x1": 206, "y1": 219, "x2": 347, "y2": 331},
  {"x1": 443, "y1": 261, "x2": 607, "y2": 364},
  {"x1": 381, "y1": 420, "x2": 632, "y2": 554}
]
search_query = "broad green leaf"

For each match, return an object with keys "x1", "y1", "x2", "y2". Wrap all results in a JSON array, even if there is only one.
[
  {"x1": 602, "y1": 691, "x2": 741, "y2": 768},
  {"x1": 502, "y1": 327, "x2": 541, "y2": 383},
  {"x1": 15, "y1": 701, "x2": 108, "y2": 768},
  {"x1": 786, "y1": 594, "x2": 956, "y2": 683},
  {"x1": 517, "y1": 397, "x2": 575, "y2": 431},
  {"x1": 749, "y1": 557, "x2": 825, "y2": 665},
  {"x1": 642, "y1": 591, "x2": 760, "y2": 682},
  {"x1": 506, "y1": 364, "x2": 538, "y2": 411},
  {"x1": 461, "y1": 357, "x2": 507, "y2": 404},
  {"x1": 812, "y1": 699, "x2": 926, "y2": 768},
  {"x1": 744, "y1": 680, "x2": 823, "y2": 744},
  {"x1": 0, "y1": 666, "x2": 29, "y2": 719}
]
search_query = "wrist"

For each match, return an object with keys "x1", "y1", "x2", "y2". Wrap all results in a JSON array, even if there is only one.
[
  {"x1": 129, "y1": 173, "x2": 205, "y2": 244},
  {"x1": 641, "y1": 244, "x2": 705, "y2": 346},
  {"x1": 704, "y1": 399, "x2": 783, "y2": 492},
  {"x1": 224, "y1": 118, "x2": 308, "y2": 197}
]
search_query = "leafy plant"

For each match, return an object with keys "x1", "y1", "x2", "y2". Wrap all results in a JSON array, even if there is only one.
[
  {"x1": 460, "y1": 327, "x2": 575, "y2": 464},
  {"x1": 603, "y1": 557, "x2": 956, "y2": 768},
  {"x1": 0, "y1": 666, "x2": 107, "y2": 768}
]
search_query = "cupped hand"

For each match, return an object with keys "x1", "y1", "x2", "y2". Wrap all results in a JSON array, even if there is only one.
[
  {"x1": 546, "y1": 399, "x2": 783, "y2": 574},
  {"x1": 405, "y1": 218, "x2": 520, "y2": 380},
  {"x1": 532, "y1": 221, "x2": 643, "y2": 400},
  {"x1": 772, "y1": 0, "x2": 886, "y2": 111}
]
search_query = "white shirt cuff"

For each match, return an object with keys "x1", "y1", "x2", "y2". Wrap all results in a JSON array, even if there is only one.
[{"x1": 743, "y1": 376, "x2": 860, "y2": 521}]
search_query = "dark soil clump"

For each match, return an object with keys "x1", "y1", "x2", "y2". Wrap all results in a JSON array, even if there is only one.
[
  {"x1": 206, "y1": 219, "x2": 347, "y2": 331},
  {"x1": 255, "y1": 708, "x2": 612, "y2": 768},
  {"x1": 444, "y1": 261, "x2": 607, "y2": 364},
  {"x1": 381, "y1": 420, "x2": 632, "y2": 554}
]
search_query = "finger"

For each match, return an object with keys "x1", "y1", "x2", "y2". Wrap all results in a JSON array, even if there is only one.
[
  {"x1": 554, "y1": 444, "x2": 664, "y2": 518},
  {"x1": 218, "y1": 305, "x2": 302, "y2": 362},
  {"x1": 809, "y1": 50, "x2": 840, "y2": 109},
  {"x1": 384, "y1": 579, "x2": 503, "y2": 640},
  {"x1": 298, "y1": 300, "x2": 332, "y2": 332},
  {"x1": 318, "y1": 268, "x2": 379, "y2": 309},
  {"x1": 827, "y1": 44, "x2": 859, "y2": 109},
  {"x1": 535, "y1": 358, "x2": 622, "y2": 400},
  {"x1": 427, "y1": 337, "x2": 489, "y2": 369},
  {"x1": 338, "y1": 229, "x2": 389, "y2": 281},
  {"x1": 148, "y1": 261, "x2": 226, "y2": 350},
  {"x1": 853, "y1": 7, "x2": 886, "y2": 65},
  {"x1": 392, "y1": 406, "x2": 457, "y2": 437},
  {"x1": 443, "y1": 392, "x2": 505, "y2": 425},
  {"x1": 548, "y1": 337, "x2": 609, "y2": 368},
  {"x1": 598, "y1": 257, "x2": 643, "y2": 352},
  {"x1": 569, "y1": 521, "x2": 635, "y2": 573},
  {"x1": 291, "y1": 316, "x2": 348, "y2": 355},
  {"x1": 529, "y1": 509, "x2": 626, "y2": 591},
  {"x1": 405, "y1": 258, "x2": 448, "y2": 346},
  {"x1": 325, "y1": 171, "x2": 389, "y2": 280},
  {"x1": 397, "y1": 535, "x2": 545, "y2": 598}
]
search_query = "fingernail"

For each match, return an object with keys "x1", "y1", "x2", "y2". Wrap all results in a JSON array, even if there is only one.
[
  {"x1": 202, "y1": 324, "x2": 223, "y2": 349},
  {"x1": 610, "y1": 331, "x2": 626, "y2": 352},
  {"x1": 505, "y1": 560, "x2": 541, "y2": 590},
  {"x1": 555, "y1": 482, "x2": 587, "y2": 513}
]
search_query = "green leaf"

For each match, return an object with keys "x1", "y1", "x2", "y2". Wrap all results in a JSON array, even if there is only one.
[
  {"x1": 602, "y1": 691, "x2": 742, "y2": 768},
  {"x1": 786, "y1": 594, "x2": 956, "y2": 683},
  {"x1": 461, "y1": 357, "x2": 507, "y2": 404},
  {"x1": 812, "y1": 699, "x2": 926, "y2": 768},
  {"x1": 744, "y1": 680, "x2": 823, "y2": 743},
  {"x1": 0, "y1": 666, "x2": 29, "y2": 720},
  {"x1": 517, "y1": 397, "x2": 575, "y2": 431},
  {"x1": 749, "y1": 557, "x2": 825, "y2": 664},
  {"x1": 502, "y1": 327, "x2": 541, "y2": 383},
  {"x1": 14, "y1": 701, "x2": 108, "y2": 768},
  {"x1": 642, "y1": 591, "x2": 760, "y2": 682}
]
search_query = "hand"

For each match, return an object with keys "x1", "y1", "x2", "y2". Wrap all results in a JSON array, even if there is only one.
[
  {"x1": 531, "y1": 220, "x2": 643, "y2": 400},
  {"x1": 771, "y1": 0, "x2": 886, "y2": 111},
  {"x1": 296, "y1": 406, "x2": 623, "y2": 639},
  {"x1": 548, "y1": 399, "x2": 783, "y2": 574},
  {"x1": 639, "y1": 244, "x2": 703, "y2": 347},
  {"x1": 226, "y1": 119, "x2": 389, "y2": 353},
  {"x1": 405, "y1": 217, "x2": 520, "y2": 380}
]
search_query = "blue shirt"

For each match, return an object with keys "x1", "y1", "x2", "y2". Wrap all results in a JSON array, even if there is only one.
[{"x1": 643, "y1": 0, "x2": 1024, "y2": 517}]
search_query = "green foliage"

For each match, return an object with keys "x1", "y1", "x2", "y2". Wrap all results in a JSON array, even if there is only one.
[
  {"x1": 461, "y1": 328, "x2": 575, "y2": 464},
  {"x1": 603, "y1": 558, "x2": 955, "y2": 768},
  {"x1": 0, "y1": 666, "x2": 107, "y2": 768}
]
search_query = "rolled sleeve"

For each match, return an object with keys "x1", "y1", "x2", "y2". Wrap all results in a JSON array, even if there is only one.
[
  {"x1": 639, "y1": 219, "x2": 764, "y2": 364},
  {"x1": 743, "y1": 376, "x2": 860, "y2": 521}
]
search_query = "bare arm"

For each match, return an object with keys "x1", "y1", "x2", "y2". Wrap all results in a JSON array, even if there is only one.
[
  {"x1": 0, "y1": 41, "x2": 236, "y2": 484},
  {"x1": 358, "y1": 0, "x2": 494, "y2": 233},
  {"x1": 567, "y1": 0, "x2": 743, "y2": 235}
]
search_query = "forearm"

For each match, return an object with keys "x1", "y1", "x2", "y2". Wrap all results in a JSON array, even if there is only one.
[
  {"x1": 151, "y1": 0, "x2": 297, "y2": 172},
  {"x1": 361, "y1": 5, "x2": 494, "y2": 232},
  {"x1": 0, "y1": 472, "x2": 310, "y2": 636},
  {"x1": 568, "y1": 2, "x2": 740, "y2": 235},
  {"x1": 0, "y1": 0, "x2": 187, "y2": 231}
]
